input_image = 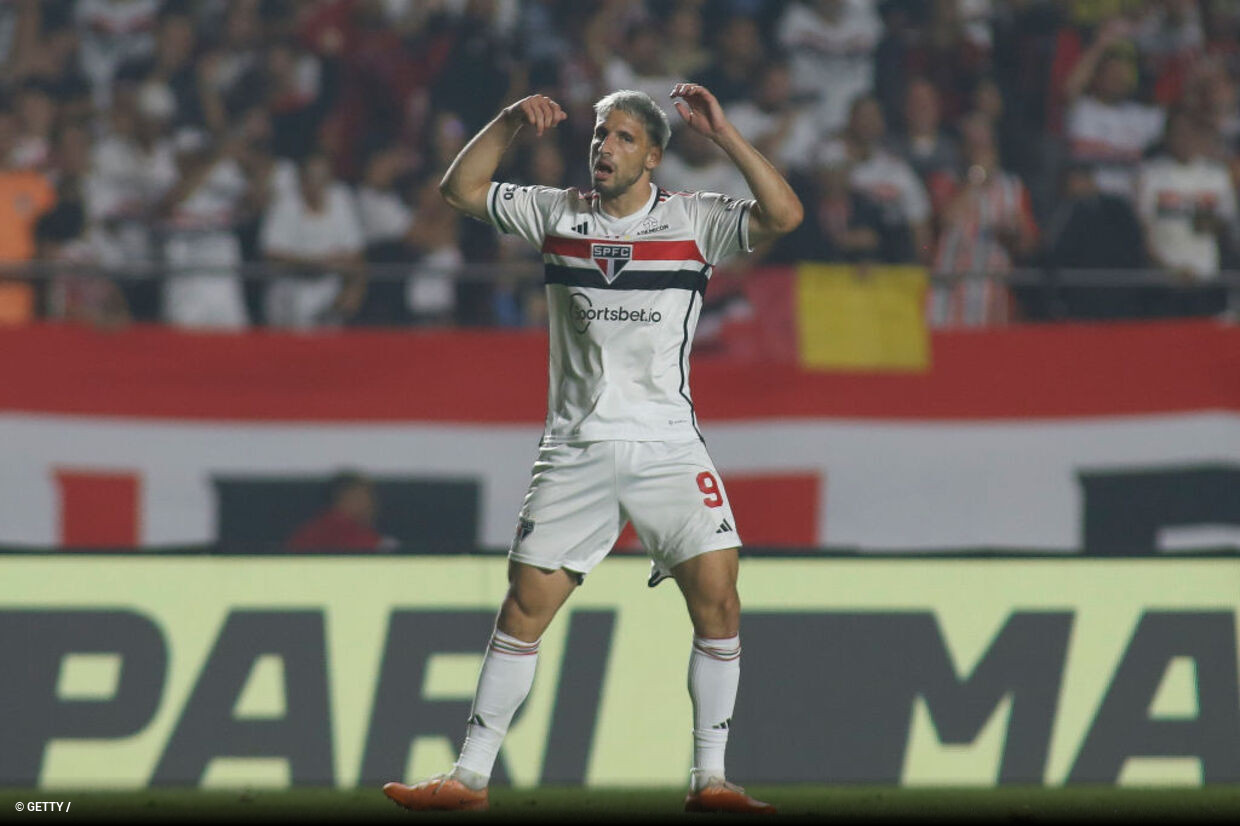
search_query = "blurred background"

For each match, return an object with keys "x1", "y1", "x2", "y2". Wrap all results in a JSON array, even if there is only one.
[
  {"x1": 0, "y1": 0, "x2": 1237, "y2": 328},
  {"x1": 1, "y1": 0, "x2": 1238, "y2": 799}
]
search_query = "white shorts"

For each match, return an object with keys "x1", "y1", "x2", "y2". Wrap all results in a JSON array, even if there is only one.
[{"x1": 508, "y1": 439, "x2": 742, "y2": 580}]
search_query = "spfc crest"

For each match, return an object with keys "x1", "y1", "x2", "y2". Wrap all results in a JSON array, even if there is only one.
[
  {"x1": 591, "y1": 242, "x2": 632, "y2": 283},
  {"x1": 512, "y1": 515, "x2": 536, "y2": 549}
]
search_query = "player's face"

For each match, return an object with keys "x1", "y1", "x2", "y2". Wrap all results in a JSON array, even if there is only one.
[{"x1": 590, "y1": 109, "x2": 659, "y2": 197}]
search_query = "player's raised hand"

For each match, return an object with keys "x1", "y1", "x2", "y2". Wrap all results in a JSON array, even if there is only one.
[
  {"x1": 503, "y1": 94, "x2": 567, "y2": 137},
  {"x1": 671, "y1": 83, "x2": 730, "y2": 140}
]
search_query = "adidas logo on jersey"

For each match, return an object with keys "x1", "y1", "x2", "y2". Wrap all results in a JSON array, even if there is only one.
[
  {"x1": 715, "y1": 519, "x2": 733, "y2": 534},
  {"x1": 572, "y1": 221, "x2": 590, "y2": 235}
]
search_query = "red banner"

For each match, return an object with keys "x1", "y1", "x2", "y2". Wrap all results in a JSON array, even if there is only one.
[{"x1": 1, "y1": 320, "x2": 1236, "y2": 422}]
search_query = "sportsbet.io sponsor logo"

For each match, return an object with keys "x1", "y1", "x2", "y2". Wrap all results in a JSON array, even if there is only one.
[{"x1": 569, "y1": 292, "x2": 662, "y2": 334}]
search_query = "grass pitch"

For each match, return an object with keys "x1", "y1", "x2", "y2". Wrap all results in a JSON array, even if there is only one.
[{"x1": 2, "y1": 786, "x2": 1238, "y2": 824}]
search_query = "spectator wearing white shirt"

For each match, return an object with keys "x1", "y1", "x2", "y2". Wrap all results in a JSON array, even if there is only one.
[
  {"x1": 817, "y1": 95, "x2": 932, "y2": 263},
  {"x1": 75, "y1": 0, "x2": 160, "y2": 107},
  {"x1": 1064, "y1": 21, "x2": 1166, "y2": 199},
  {"x1": 260, "y1": 150, "x2": 366, "y2": 329},
  {"x1": 776, "y1": 0, "x2": 883, "y2": 137},
  {"x1": 47, "y1": 120, "x2": 129, "y2": 278},
  {"x1": 403, "y1": 169, "x2": 465, "y2": 326},
  {"x1": 356, "y1": 143, "x2": 416, "y2": 258},
  {"x1": 721, "y1": 61, "x2": 820, "y2": 176},
  {"x1": 158, "y1": 128, "x2": 250, "y2": 330},
  {"x1": 87, "y1": 87, "x2": 177, "y2": 277},
  {"x1": 354, "y1": 142, "x2": 416, "y2": 325},
  {"x1": 657, "y1": 124, "x2": 752, "y2": 202},
  {"x1": 1137, "y1": 110, "x2": 1237, "y2": 281}
]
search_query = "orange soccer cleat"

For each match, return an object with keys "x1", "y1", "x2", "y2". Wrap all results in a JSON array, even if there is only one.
[
  {"x1": 382, "y1": 775, "x2": 490, "y2": 812},
  {"x1": 684, "y1": 777, "x2": 776, "y2": 814}
]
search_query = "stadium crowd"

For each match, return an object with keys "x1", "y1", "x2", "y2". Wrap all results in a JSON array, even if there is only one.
[{"x1": 0, "y1": 0, "x2": 1237, "y2": 329}]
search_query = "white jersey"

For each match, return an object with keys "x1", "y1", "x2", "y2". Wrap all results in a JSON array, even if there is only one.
[
  {"x1": 487, "y1": 180, "x2": 755, "y2": 443},
  {"x1": 1137, "y1": 155, "x2": 1237, "y2": 279}
]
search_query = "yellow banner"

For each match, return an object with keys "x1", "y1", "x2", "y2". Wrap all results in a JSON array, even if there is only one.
[
  {"x1": 3, "y1": 557, "x2": 1237, "y2": 788},
  {"x1": 796, "y1": 264, "x2": 929, "y2": 371}
]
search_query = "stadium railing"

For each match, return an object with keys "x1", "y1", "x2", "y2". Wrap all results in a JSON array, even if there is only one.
[{"x1": 3, "y1": 261, "x2": 1239, "y2": 326}]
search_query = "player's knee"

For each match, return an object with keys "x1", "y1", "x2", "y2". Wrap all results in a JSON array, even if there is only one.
[
  {"x1": 704, "y1": 579, "x2": 740, "y2": 611},
  {"x1": 496, "y1": 594, "x2": 545, "y2": 641},
  {"x1": 718, "y1": 587, "x2": 741, "y2": 626},
  {"x1": 500, "y1": 582, "x2": 563, "y2": 633},
  {"x1": 690, "y1": 586, "x2": 740, "y2": 635},
  {"x1": 501, "y1": 588, "x2": 539, "y2": 621}
]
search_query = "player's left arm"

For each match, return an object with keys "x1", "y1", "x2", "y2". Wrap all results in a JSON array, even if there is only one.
[{"x1": 671, "y1": 82, "x2": 803, "y2": 247}]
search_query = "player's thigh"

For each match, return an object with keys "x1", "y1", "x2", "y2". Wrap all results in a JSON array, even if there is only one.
[
  {"x1": 508, "y1": 441, "x2": 623, "y2": 577},
  {"x1": 670, "y1": 546, "x2": 739, "y2": 599},
  {"x1": 619, "y1": 440, "x2": 741, "y2": 573}
]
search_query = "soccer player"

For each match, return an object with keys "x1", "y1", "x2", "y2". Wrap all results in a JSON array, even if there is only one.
[{"x1": 382, "y1": 84, "x2": 802, "y2": 814}]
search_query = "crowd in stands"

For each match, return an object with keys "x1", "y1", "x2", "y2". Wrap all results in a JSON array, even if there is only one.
[{"x1": 0, "y1": 0, "x2": 1238, "y2": 330}]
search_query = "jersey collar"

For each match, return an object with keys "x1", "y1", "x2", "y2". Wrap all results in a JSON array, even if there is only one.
[{"x1": 592, "y1": 182, "x2": 659, "y2": 237}]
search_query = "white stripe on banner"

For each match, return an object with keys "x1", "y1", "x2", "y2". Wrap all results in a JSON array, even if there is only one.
[
  {"x1": 2, "y1": 412, "x2": 1237, "y2": 550},
  {"x1": 1157, "y1": 525, "x2": 1240, "y2": 552}
]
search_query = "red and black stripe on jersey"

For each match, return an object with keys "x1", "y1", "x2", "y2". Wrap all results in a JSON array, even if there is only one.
[{"x1": 540, "y1": 236, "x2": 711, "y2": 293}]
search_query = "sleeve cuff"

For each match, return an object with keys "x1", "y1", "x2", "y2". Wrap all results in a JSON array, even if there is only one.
[
  {"x1": 487, "y1": 182, "x2": 508, "y2": 233},
  {"x1": 737, "y1": 201, "x2": 755, "y2": 253}
]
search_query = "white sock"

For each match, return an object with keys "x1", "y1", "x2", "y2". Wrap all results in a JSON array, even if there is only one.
[
  {"x1": 452, "y1": 628, "x2": 540, "y2": 788},
  {"x1": 687, "y1": 634, "x2": 740, "y2": 790}
]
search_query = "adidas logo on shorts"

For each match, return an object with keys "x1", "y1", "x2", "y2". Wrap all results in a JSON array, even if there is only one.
[{"x1": 715, "y1": 519, "x2": 733, "y2": 534}]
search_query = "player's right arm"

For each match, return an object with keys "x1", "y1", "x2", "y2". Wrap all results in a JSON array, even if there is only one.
[{"x1": 439, "y1": 95, "x2": 566, "y2": 221}]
